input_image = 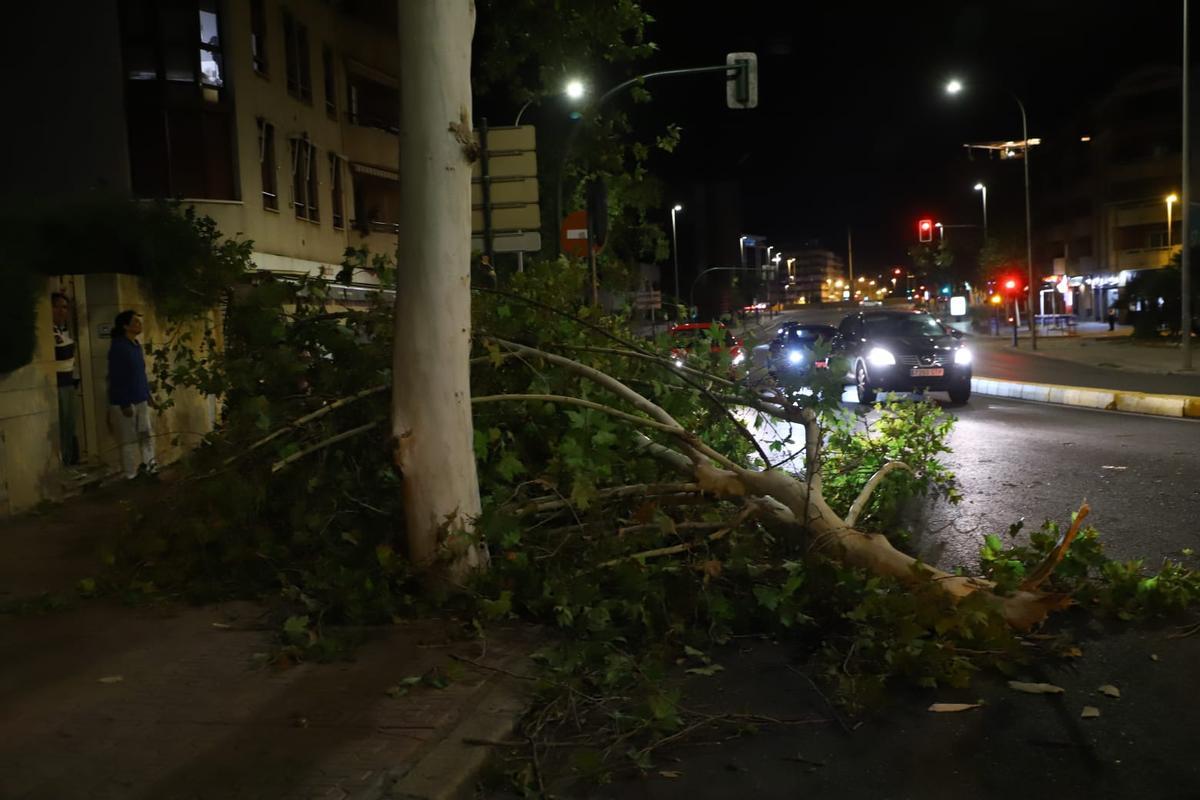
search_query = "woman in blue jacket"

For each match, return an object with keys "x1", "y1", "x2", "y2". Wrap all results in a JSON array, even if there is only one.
[{"x1": 107, "y1": 310, "x2": 155, "y2": 478}]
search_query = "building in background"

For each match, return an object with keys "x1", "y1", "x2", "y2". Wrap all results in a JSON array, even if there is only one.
[
  {"x1": 788, "y1": 247, "x2": 847, "y2": 304},
  {"x1": 1037, "y1": 66, "x2": 1191, "y2": 320}
]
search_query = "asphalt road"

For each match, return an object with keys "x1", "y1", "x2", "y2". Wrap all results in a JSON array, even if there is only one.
[{"x1": 552, "y1": 399, "x2": 1200, "y2": 800}]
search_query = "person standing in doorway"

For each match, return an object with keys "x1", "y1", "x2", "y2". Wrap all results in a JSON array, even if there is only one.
[
  {"x1": 51, "y1": 292, "x2": 80, "y2": 466},
  {"x1": 1107, "y1": 304, "x2": 1118, "y2": 331},
  {"x1": 107, "y1": 310, "x2": 155, "y2": 478}
]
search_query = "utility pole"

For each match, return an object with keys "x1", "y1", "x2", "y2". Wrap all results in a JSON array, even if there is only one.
[{"x1": 1184, "y1": 0, "x2": 1193, "y2": 369}]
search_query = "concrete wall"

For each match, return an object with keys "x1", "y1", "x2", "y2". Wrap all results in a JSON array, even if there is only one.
[{"x1": 0, "y1": 286, "x2": 60, "y2": 516}]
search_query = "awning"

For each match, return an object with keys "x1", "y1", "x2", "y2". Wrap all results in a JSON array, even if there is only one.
[{"x1": 350, "y1": 162, "x2": 398, "y2": 180}]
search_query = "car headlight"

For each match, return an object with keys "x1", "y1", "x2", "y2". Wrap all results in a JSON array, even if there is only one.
[
  {"x1": 731, "y1": 351, "x2": 746, "y2": 366},
  {"x1": 954, "y1": 347, "x2": 973, "y2": 365},
  {"x1": 787, "y1": 350, "x2": 804, "y2": 365},
  {"x1": 867, "y1": 347, "x2": 896, "y2": 367}
]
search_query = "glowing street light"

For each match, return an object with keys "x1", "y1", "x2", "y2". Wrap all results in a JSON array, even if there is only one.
[
  {"x1": 945, "y1": 79, "x2": 963, "y2": 95},
  {"x1": 565, "y1": 79, "x2": 586, "y2": 100},
  {"x1": 1167, "y1": 193, "x2": 1179, "y2": 249},
  {"x1": 974, "y1": 182, "x2": 988, "y2": 239}
]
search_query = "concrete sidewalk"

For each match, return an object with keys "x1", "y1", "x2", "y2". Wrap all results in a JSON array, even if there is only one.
[{"x1": 0, "y1": 490, "x2": 538, "y2": 800}]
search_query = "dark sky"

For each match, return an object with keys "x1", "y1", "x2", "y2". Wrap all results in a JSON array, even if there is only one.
[{"x1": 622, "y1": 0, "x2": 1184, "y2": 273}]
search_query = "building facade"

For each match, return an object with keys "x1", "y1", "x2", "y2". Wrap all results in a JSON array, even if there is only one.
[
  {"x1": 1037, "y1": 67, "x2": 1191, "y2": 320},
  {"x1": 1, "y1": 0, "x2": 403, "y2": 515},
  {"x1": 788, "y1": 248, "x2": 847, "y2": 304}
]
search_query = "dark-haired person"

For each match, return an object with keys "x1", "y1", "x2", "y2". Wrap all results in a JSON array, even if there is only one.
[
  {"x1": 107, "y1": 310, "x2": 155, "y2": 478},
  {"x1": 51, "y1": 292, "x2": 80, "y2": 465}
]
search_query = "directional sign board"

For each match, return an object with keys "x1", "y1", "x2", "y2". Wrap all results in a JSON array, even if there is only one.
[{"x1": 471, "y1": 124, "x2": 541, "y2": 253}]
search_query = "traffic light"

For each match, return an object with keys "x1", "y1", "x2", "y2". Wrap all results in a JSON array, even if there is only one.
[
  {"x1": 918, "y1": 219, "x2": 933, "y2": 242},
  {"x1": 1004, "y1": 278, "x2": 1017, "y2": 292}
]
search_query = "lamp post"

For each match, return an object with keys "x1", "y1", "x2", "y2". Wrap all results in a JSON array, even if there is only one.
[
  {"x1": 1184, "y1": 0, "x2": 1193, "y2": 369},
  {"x1": 947, "y1": 78, "x2": 1038, "y2": 350},
  {"x1": 738, "y1": 235, "x2": 747, "y2": 266},
  {"x1": 1167, "y1": 193, "x2": 1178, "y2": 250},
  {"x1": 514, "y1": 78, "x2": 586, "y2": 125},
  {"x1": 974, "y1": 182, "x2": 988, "y2": 240},
  {"x1": 935, "y1": 222, "x2": 944, "y2": 241},
  {"x1": 670, "y1": 204, "x2": 683, "y2": 304}
]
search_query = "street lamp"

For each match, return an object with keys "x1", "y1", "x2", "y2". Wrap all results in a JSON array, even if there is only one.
[
  {"x1": 1166, "y1": 193, "x2": 1178, "y2": 249},
  {"x1": 947, "y1": 77, "x2": 1038, "y2": 350},
  {"x1": 974, "y1": 182, "x2": 988, "y2": 240},
  {"x1": 514, "y1": 77, "x2": 587, "y2": 125},
  {"x1": 738, "y1": 235, "x2": 748, "y2": 266},
  {"x1": 935, "y1": 222, "x2": 945, "y2": 241},
  {"x1": 670, "y1": 204, "x2": 683, "y2": 303}
]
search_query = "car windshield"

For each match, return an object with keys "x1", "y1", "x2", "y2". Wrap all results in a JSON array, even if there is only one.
[
  {"x1": 788, "y1": 328, "x2": 832, "y2": 342},
  {"x1": 863, "y1": 314, "x2": 946, "y2": 338}
]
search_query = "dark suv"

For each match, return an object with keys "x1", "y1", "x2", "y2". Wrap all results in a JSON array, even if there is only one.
[{"x1": 833, "y1": 310, "x2": 973, "y2": 405}]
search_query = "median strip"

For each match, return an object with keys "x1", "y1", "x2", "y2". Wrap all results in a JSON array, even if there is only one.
[{"x1": 971, "y1": 377, "x2": 1200, "y2": 419}]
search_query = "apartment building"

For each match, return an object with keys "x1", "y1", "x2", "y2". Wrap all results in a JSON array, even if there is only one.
[
  {"x1": 1037, "y1": 67, "x2": 1190, "y2": 319},
  {"x1": 1, "y1": 0, "x2": 404, "y2": 514}
]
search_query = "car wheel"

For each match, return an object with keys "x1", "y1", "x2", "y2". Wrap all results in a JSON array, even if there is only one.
[
  {"x1": 948, "y1": 382, "x2": 971, "y2": 405},
  {"x1": 856, "y1": 363, "x2": 877, "y2": 405}
]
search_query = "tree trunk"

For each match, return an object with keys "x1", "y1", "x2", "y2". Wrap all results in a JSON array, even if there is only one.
[{"x1": 393, "y1": 0, "x2": 485, "y2": 574}]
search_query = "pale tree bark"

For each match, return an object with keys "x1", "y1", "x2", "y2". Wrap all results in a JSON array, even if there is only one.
[{"x1": 393, "y1": 0, "x2": 485, "y2": 573}]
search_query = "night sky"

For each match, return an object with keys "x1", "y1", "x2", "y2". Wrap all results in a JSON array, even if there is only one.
[{"x1": 623, "y1": 0, "x2": 1185, "y2": 273}]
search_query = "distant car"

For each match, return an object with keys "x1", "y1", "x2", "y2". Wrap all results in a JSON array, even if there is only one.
[
  {"x1": 767, "y1": 323, "x2": 838, "y2": 374},
  {"x1": 859, "y1": 299, "x2": 883, "y2": 307},
  {"x1": 833, "y1": 310, "x2": 972, "y2": 405},
  {"x1": 669, "y1": 322, "x2": 746, "y2": 371}
]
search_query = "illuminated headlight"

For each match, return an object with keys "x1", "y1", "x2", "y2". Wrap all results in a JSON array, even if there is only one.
[
  {"x1": 673, "y1": 358, "x2": 685, "y2": 368},
  {"x1": 787, "y1": 350, "x2": 804, "y2": 365},
  {"x1": 954, "y1": 347, "x2": 973, "y2": 365},
  {"x1": 731, "y1": 351, "x2": 746, "y2": 366},
  {"x1": 867, "y1": 347, "x2": 896, "y2": 367}
]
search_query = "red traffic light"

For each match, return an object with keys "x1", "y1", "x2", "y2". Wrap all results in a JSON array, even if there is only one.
[
  {"x1": 1004, "y1": 279, "x2": 1017, "y2": 290},
  {"x1": 918, "y1": 219, "x2": 933, "y2": 242}
]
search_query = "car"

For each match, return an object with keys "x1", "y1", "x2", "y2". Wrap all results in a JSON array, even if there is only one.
[
  {"x1": 767, "y1": 322, "x2": 838, "y2": 374},
  {"x1": 859, "y1": 298, "x2": 883, "y2": 307},
  {"x1": 668, "y1": 322, "x2": 746, "y2": 371},
  {"x1": 832, "y1": 310, "x2": 973, "y2": 405}
]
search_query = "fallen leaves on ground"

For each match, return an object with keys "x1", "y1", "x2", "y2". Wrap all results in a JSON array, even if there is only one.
[
  {"x1": 1099, "y1": 684, "x2": 1121, "y2": 698},
  {"x1": 1008, "y1": 681, "x2": 1065, "y2": 695},
  {"x1": 1081, "y1": 706, "x2": 1101, "y2": 719},
  {"x1": 97, "y1": 675, "x2": 124, "y2": 684},
  {"x1": 928, "y1": 703, "x2": 983, "y2": 713},
  {"x1": 658, "y1": 771, "x2": 682, "y2": 779}
]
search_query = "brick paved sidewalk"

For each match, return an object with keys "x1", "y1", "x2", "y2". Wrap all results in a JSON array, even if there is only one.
[{"x1": 0, "y1": 489, "x2": 537, "y2": 800}]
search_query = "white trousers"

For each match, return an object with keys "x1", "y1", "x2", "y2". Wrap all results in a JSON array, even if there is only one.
[{"x1": 111, "y1": 402, "x2": 155, "y2": 479}]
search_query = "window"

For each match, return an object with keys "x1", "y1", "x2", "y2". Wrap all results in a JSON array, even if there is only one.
[
  {"x1": 283, "y1": 10, "x2": 312, "y2": 102},
  {"x1": 259, "y1": 119, "x2": 278, "y2": 210},
  {"x1": 347, "y1": 71, "x2": 399, "y2": 132},
  {"x1": 119, "y1": 0, "x2": 237, "y2": 200},
  {"x1": 291, "y1": 137, "x2": 319, "y2": 221},
  {"x1": 199, "y1": 1, "x2": 223, "y2": 91},
  {"x1": 323, "y1": 45, "x2": 337, "y2": 119},
  {"x1": 330, "y1": 153, "x2": 344, "y2": 229},
  {"x1": 250, "y1": 0, "x2": 267, "y2": 74}
]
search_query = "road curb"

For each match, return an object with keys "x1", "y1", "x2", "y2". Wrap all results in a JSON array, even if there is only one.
[
  {"x1": 972, "y1": 376, "x2": 1200, "y2": 419},
  {"x1": 383, "y1": 650, "x2": 533, "y2": 800}
]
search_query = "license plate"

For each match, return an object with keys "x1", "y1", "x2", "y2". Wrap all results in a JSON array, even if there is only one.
[{"x1": 911, "y1": 367, "x2": 944, "y2": 377}]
